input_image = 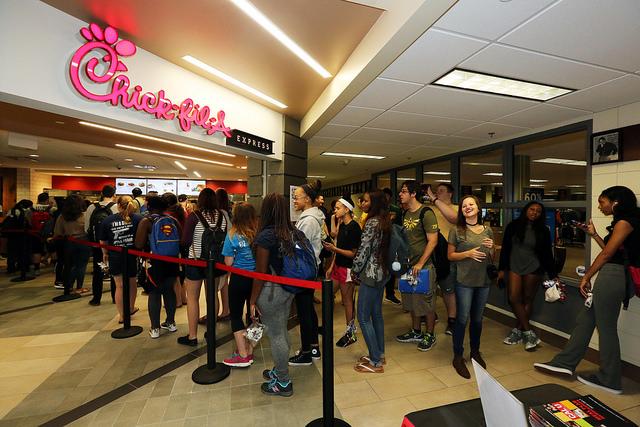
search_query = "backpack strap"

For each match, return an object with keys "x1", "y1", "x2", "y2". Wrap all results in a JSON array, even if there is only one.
[
  {"x1": 105, "y1": 201, "x2": 115, "y2": 210},
  {"x1": 194, "y1": 210, "x2": 211, "y2": 230}
]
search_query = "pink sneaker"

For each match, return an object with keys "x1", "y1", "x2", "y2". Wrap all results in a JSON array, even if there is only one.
[{"x1": 223, "y1": 354, "x2": 252, "y2": 368}]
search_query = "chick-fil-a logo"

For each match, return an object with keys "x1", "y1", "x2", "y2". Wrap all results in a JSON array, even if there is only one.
[{"x1": 69, "y1": 23, "x2": 232, "y2": 137}]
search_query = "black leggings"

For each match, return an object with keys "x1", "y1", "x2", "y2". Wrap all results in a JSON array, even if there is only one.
[
  {"x1": 229, "y1": 273, "x2": 252, "y2": 332},
  {"x1": 147, "y1": 266, "x2": 177, "y2": 329},
  {"x1": 295, "y1": 289, "x2": 319, "y2": 351}
]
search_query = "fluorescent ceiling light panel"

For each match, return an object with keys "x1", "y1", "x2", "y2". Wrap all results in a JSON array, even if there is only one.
[
  {"x1": 533, "y1": 158, "x2": 587, "y2": 166},
  {"x1": 490, "y1": 182, "x2": 503, "y2": 186},
  {"x1": 436, "y1": 179, "x2": 451, "y2": 183},
  {"x1": 79, "y1": 121, "x2": 235, "y2": 158},
  {"x1": 483, "y1": 172, "x2": 503, "y2": 176},
  {"x1": 193, "y1": 171, "x2": 202, "y2": 178},
  {"x1": 229, "y1": 0, "x2": 331, "y2": 78},
  {"x1": 463, "y1": 162, "x2": 502, "y2": 167},
  {"x1": 424, "y1": 171, "x2": 450, "y2": 175},
  {"x1": 434, "y1": 69, "x2": 573, "y2": 101},
  {"x1": 307, "y1": 175, "x2": 326, "y2": 178},
  {"x1": 322, "y1": 152, "x2": 385, "y2": 160},
  {"x1": 174, "y1": 161, "x2": 187, "y2": 170},
  {"x1": 115, "y1": 144, "x2": 234, "y2": 167},
  {"x1": 567, "y1": 184, "x2": 585, "y2": 188},
  {"x1": 182, "y1": 56, "x2": 287, "y2": 109},
  {"x1": 530, "y1": 179, "x2": 548, "y2": 183}
]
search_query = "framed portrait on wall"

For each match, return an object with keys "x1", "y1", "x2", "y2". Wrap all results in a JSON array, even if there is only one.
[{"x1": 592, "y1": 131, "x2": 621, "y2": 165}]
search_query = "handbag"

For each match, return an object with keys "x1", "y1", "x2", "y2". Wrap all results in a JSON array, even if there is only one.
[{"x1": 399, "y1": 269, "x2": 430, "y2": 294}]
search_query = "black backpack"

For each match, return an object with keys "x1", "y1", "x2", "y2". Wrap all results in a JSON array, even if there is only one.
[
  {"x1": 194, "y1": 210, "x2": 227, "y2": 277},
  {"x1": 404, "y1": 206, "x2": 450, "y2": 281},
  {"x1": 88, "y1": 202, "x2": 115, "y2": 242}
]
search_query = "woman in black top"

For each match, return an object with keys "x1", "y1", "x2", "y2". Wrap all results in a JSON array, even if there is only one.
[
  {"x1": 535, "y1": 186, "x2": 640, "y2": 394},
  {"x1": 499, "y1": 201, "x2": 557, "y2": 351}
]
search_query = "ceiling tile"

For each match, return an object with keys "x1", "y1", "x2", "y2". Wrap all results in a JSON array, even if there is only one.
[
  {"x1": 381, "y1": 29, "x2": 488, "y2": 84},
  {"x1": 494, "y1": 104, "x2": 591, "y2": 128},
  {"x1": 461, "y1": 44, "x2": 625, "y2": 90},
  {"x1": 348, "y1": 127, "x2": 442, "y2": 145},
  {"x1": 500, "y1": 0, "x2": 640, "y2": 73},
  {"x1": 430, "y1": 135, "x2": 488, "y2": 148},
  {"x1": 454, "y1": 122, "x2": 530, "y2": 140},
  {"x1": 329, "y1": 140, "x2": 417, "y2": 156},
  {"x1": 314, "y1": 124, "x2": 358, "y2": 139},
  {"x1": 368, "y1": 110, "x2": 482, "y2": 135},
  {"x1": 549, "y1": 75, "x2": 640, "y2": 112},
  {"x1": 434, "y1": 0, "x2": 556, "y2": 41},
  {"x1": 329, "y1": 106, "x2": 384, "y2": 127},
  {"x1": 393, "y1": 85, "x2": 537, "y2": 121},
  {"x1": 308, "y1": 136, "x2": 340, "y2": 147},
  {"x1": 349, "y1": 78, "x2": 423, "y2": 109}
]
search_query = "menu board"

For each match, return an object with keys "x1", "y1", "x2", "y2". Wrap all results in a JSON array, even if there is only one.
[
  {"x1": 146, "y1": 179, "x2": 177, "y2": 195},
  {"x1": 177, "y1": 180, "x2": 206, "y2": 196},
  {"x1": 115, "y1": 178, "x2": 147, "y2": 195}
]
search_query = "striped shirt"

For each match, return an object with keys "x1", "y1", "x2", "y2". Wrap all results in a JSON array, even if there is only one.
[{"x1": 182, "y1": 210, "x2": 228, "y2": 260}]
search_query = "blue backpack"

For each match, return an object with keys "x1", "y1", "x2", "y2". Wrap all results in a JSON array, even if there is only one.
[
  {"x1": 280, "y1": 231, "x2": 318, "y2": 294},
  {"x1": 149, "y1": 214, "x2": 180, "y2": 257}
]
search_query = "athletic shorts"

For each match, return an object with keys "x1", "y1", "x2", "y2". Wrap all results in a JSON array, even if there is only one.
[{"x1": 331, "y1": 265, "x2": 352, "y2": 283}]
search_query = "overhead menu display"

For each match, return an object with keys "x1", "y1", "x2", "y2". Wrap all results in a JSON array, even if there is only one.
[
  {"x1": 177, "y1": 180, "x2": 206, "y2": 196},
  {"x1": 115, "y1": 178, "x2": 147, "y2": 194},
  {"x1": 146, "y1": 179, "x2": 177, "y2": 195}
]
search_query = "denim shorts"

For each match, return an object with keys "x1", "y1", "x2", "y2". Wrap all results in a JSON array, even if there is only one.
[{"x1": 184, "y1": 264, "x2": 206, "y2": 281}]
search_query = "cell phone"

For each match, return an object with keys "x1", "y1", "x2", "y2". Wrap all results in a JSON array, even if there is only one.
[{"x1": 571, "y1": 220, "x2": 588, "y2": 229}]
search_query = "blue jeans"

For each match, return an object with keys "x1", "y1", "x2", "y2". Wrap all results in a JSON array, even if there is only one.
[
  {"x1": 63, "y1": 241, "x2": 91, "y2": 292},
  {"x1": 357, "y1": 284, "x2": 385, "y2": 365},
  {"x1": 453, "y1": 285, "x2": 490, "y2": 356}
]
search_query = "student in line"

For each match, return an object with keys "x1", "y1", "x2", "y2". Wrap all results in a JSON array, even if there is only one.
[
  {"x1": 178, "y1": 188, "x2": 228, "y2": 346},
  {"x1": 250, "y1": 193, "x2": 305, "y2": 397},
  {"x1": 324, "y1": 194, "x2": 362, "y2": 348},
  {"x1": 162, "y1": 193, "x2": 187, "y2": 308},
  {"x1": 535, "y1": 186, "x2": 640, "y2": 395},
  {"x1": 353, "y1": 190, "x2": 391, "y2": 374},
  {"x1": 499, "y1": 201, "x2": 557, "y2": 350},
  {"x1": 99, "y1": 196, "x2": 141, "y2": 324},
  {"x1": 448, "y1": 195, "x2": 494, "y2": 379},
  {"x1": 222, "y1": 202, "x2": 258, "y2": 368}
]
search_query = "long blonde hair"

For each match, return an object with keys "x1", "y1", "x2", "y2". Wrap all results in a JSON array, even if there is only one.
[
  {"x1": 230, "y1": 202, "x2": 257, "y2": 244},
  {"x1": 117, "y1": 195, "x2": 136, "y2": 223}
]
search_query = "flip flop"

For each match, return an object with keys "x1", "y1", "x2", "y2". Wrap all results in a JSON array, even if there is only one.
[
  {"x1": 354, "y1": 361, "x2": 384, "y2": 373},
  {"x1": 358, "y1": 355, "x2": 386, "y2": 365},
  {"x1": 130, "y1": 307, "x2": 139, "y2": 316},
  {"x1": 198, "y1": 316, "x2": 207, "y2": 325}
]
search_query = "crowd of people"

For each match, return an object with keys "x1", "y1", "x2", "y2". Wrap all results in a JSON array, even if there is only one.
[{"x1": 1, "y1": 180, "x2": 638, "y2": 398}]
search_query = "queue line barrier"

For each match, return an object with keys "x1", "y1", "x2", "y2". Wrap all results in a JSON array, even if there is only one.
[{"x1": 2, "y1": 229, "x2": 349, "y2": 425}]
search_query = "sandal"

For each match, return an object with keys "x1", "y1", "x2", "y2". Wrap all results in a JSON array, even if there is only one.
[
  {"x1": 354, "y1": 361, "x2": 384, "y2": 374},
  {"x1": 198, "y1": 315, "x2": 207, "y2": 325},
  {"x1": 359, "y1": 355, "x2": 386, "y2": 365},
  {"x1": 131, "y1": 307, "x2": 139, "y2": 316},
  {"x1": 217, "y1": 314, "x2": 231, "y2": 321}
]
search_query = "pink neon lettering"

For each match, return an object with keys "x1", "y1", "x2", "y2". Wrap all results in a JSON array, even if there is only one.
[{"x1": 69, "y1": 24, "x2": 232, "y2": 138}]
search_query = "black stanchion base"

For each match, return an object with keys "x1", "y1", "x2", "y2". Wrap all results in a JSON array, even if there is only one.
[
  {"x1": 192, "y1": 363, "x2": 231, "y2": 385},
  {"x1": 111, "y1": 326, "x2": 143, "y2": 339},
  {"x1": 306, "y1": 418, "x2": 351, "y2": 427},
  {"x1": 10, "y1": 276, "x2": 36, "y2": 282},
  {"x1": 52, "y1": 293, "x2": 81, "y2": 302}
]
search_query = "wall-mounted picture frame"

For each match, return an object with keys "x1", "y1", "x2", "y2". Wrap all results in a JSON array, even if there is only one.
[{"x1": 592, "y1": 131, "x2": 621, "y2": 165}]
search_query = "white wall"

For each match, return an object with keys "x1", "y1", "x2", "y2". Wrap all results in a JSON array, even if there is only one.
[
  {"x1": 591, "y1": 101, "x2": 640, "y2": 367},
  {"x1": 0, "y1": 0, "x2": 283, "y2": 161}
]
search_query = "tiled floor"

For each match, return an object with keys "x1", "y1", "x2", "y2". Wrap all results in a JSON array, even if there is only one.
[{"x1": 1, "y1": 267, "x2": 639, "y2": 427}]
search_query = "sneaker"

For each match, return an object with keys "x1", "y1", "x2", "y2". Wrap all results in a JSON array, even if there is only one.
[
  {"x1": 261, "y1": 378, "x2": 293, "y2": 397},
  {"x1": 445, "y1": 319, "x2": 454, "y2": 336},
  {"x1": 384, "y1": 295, "x2": 402, "y2": 305},
  {"x1": 533, "y1": 362, "x2": 573, "y2": 376},
  {"x1": 523, "y1": 330, "x2": 541, "y2": 351},
  {"x1": 149, "y1": 328, "x2": 160, "y2": 339},
  {"x1": 223, "y1": 354, "x2": 253, "y2": 368},
  {"x1": 263, "y1": 368, "x2": 276, "y2": 380},
  {"x1": 288, "y1": 351, "x2": 313, "y2": 366},
  {"x1": 311, "y1": 347, "x2": 321, "y2": 360},
  {"x1": 177, "y1": 335, "x2": 198, "y2": 347},
  {"x1": 503, "y1": 328, "x2": 523, "y2": 345},
  {"x1": 577, "y1": 374, "x2": 622, "y2": 394},
  {"x1": 336, "y1": 331, "x2": 357, "y2": 348},
  {"x1": 417, "y1": 332, "x2": 436, "y2": 352},
  {"x1": 54, "y1": 282, "x2": 65, "y2": 289},
  {"x1": 396, "y1": 330, "x2": 423, "y2": 343},
  {"x1": 160, "y1": 322, "x2": 177, "y2": 332}
]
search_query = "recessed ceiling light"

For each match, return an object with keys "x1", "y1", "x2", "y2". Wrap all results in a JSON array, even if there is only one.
[
  {"x1": 124, "y1": 158, "x2": 134, "y2": 162},
  {"x1": 533, "y1": 158, "x2": 587, "y2": 166},
  {"x1": 229, "y1": 0, "x2": 331, "y2": 78},
  {"x1": 530, "y1": 184, "x2": 545, "y2": 187},
  {"x1": 530, "y1": 179, "x2": 548, "y2": 183},
  {"x1": 482, "y1": 172, "x2": 503, "y2": 177},
  {"x1": 115, "y1": 144, "x2": 234, "y2": 167},
  {"x1": 28, "y1": 154, "x2": 39, "y2": 158},
  {"x1": 237, "y1": 179, "x2": 243, "y2": 181},
  {"x1": 193, "y1": 171, "x2": 202, "y2": 178},
  {"x1": 55, "y1": 121, "x2": 65, "y2": 125},
  {"x1": 322, "y1": 152, "x2": 385, "y2": 160},
  {"x1": 79, "y1": 121, "x2": 235, "y2": 157},
  {"x1": 490, "y1": 182, "x2": 503, "y2": 186},
  {"x1": 433, "y1": 69, "x2": 573, "y2": 101},
  {"x1": 174, "y1": 160, "x2": 187, "y2": 170},
  {"x1": 182, "y1": 56, "x2": 287, "y2": 109},
  {"x1": 64, "y1": 173, "x2": 70, "y2": 176},
  {"x1": 74, "y1": 166, "x2": 82, "y2": 169},
  {"x1": 566, "y1": 184, "x2": 586, "y2": 188},
  {"x1": 436, "y1": 179, "x2": 451, "y2": 183},
  {"x1": 423, "y1": 171, "x2": 450, "y2": 175},
  {"x1": 102, "y1": 175, "x2": 110, "y2": 177},
  {"x1": 307, "y1": 175, "x2": 326, "y2": 179}
]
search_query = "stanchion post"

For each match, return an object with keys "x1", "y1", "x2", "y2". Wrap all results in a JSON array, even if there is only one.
[
  {"x1": 191, "y1": 259, "x2": 230, "y2": 384},
  {"x1": 111, "y1": 247, "x2": 143, "y2": 339},
  {"x1": 307, "y1": 279, "x2": 351, "y2": 427},
  {"x1": 52, "y1": 236, "x2": 80, "y2": 302}
]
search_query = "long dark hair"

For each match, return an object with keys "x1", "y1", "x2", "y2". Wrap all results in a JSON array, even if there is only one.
[
  {"x1": 514, "y1": 201, "x2": 547, "y2": 242},
  {"x1": 365, "y1": 189, "x2": 391, "y2": 270},
  {"x1": 456, "y1": 195, "x2": 483, "y2": 237},
  {"x1": 162, "y1": 193, "x2": 185, "y2": 225},
  {"x1": 197, "y1": 188, "x2": 218, "y2": 213},
  {"x1": 61, "y1": 195, "x2": 84, "y2": 222},
  {"x1": 259, "y1": 193, "x2": 297, "y2": 255},
  {"x1": 600, "y1": 186, "x2": 640, "y2": 223},
  {"x1": 216, "y1": 188, "x2": 230, "y2": 214}
]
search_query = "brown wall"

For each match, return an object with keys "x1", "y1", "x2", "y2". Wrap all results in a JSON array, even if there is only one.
[{"x1": 0, "y1": 168, "x2": 17, "y2": 219}]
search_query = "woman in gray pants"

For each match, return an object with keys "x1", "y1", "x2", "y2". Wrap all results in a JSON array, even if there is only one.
[
  {"x1": 250, "y1": 193, "x2": 302, "y2": 397},
  {"x1": 535, "y1": 186, "x2": 640, "y2": 394}
]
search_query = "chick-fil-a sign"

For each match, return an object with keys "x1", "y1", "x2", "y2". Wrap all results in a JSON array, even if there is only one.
[{"x1": 69, "y1": 23, "x2": 232, "y2": 137}]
